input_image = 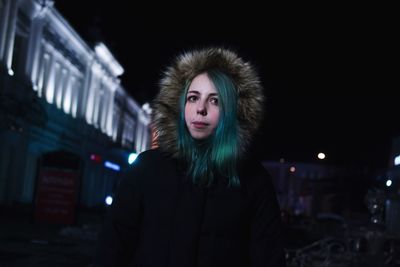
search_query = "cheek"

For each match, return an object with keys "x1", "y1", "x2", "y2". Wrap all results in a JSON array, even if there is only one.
[{"x1": 211, "y1": 108, "x2": 220, "y2": 125}]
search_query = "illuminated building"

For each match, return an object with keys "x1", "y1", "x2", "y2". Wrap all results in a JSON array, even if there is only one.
[{"x1": 0, "y1": 0, "x2": 151, "y2": 210}]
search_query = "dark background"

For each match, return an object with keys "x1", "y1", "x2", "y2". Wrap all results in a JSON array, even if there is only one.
[{"x1": 54, "y1": 1, "x2": 398, "y2": 168}]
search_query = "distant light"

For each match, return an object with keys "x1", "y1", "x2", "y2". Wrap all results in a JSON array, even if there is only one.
[
  {"x1": 104, "y1": 161, "x2": 120, "y2": 171},
  {"x1": 395, "y1": 155, "x2": 400, "y2": 166},
  {"x1": 8, "y1": 69, "x2": 14, "y2": 76},
  {"x1": 386, "y1": 179, "x2": 392, "y2": 187},
  {"x1": 90, "y1": 153, "x2": 102, "y2": 163},
  {"x1": 289, "y1": 166, "x2": 296, "y2": 173},
  {"x1": 128, "y1": 153, "x2": 138, "y2": 164},
  {"x1": 279, "y1": 158, "x2": 285, "y2": 163},
  {"x1": 317, "y1": 152, "x2": 326, "y2": 160},
  {"x1": 105, "y1": 196, "x2": 113, "y2": 205}
]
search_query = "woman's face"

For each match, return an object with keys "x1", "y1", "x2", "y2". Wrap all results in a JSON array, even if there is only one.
[{"x1": 184, "y1": 73, "x2": 220, "y2": 140}]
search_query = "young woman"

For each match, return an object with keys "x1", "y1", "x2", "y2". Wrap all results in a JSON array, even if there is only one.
[{"x1": 94, "y1": 47, "x2": 286, "y2": 267}]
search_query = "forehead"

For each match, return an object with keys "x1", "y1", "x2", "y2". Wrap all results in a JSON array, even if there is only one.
[{"x1": 188, "y1": 73, "x2": 217, "y2": 94}]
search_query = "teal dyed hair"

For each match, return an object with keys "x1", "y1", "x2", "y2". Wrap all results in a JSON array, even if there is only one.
[{"x1": 178, "y1": 70, "x2": 239, "y2": 187}]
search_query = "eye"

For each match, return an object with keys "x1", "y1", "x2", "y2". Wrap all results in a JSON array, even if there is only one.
[
  {"x1": 187, "y1": 95, "x2": 198, "y2": 102},
  {"x1": 210, "y1": 97, "x2": 219, "y2": 105}
]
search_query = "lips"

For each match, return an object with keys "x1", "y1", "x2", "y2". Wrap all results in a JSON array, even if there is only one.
[{"x1": 192, "y1": 121, "x2": 209, "y2": 129}]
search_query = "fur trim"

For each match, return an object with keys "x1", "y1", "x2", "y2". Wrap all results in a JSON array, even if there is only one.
[{"x1": 152, "y1": 47, "x2": 264, "y2": 157}]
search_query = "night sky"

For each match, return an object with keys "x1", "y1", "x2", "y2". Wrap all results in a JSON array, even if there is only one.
[{"x1": 54, "y1": 1, "x2": 398, "y2": 169}]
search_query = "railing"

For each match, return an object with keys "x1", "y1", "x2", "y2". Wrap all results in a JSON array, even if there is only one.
[{"x1": 286, "y1": 233, "x2": 400, "y2": 267}]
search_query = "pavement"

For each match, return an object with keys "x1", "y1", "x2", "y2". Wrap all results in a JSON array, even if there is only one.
[
  {"x1": 0, "y1": 205, "x2": 104, "y2": 267},
  {"x1": 2, "y1": 205, "x2": 400, "y2": 267}
]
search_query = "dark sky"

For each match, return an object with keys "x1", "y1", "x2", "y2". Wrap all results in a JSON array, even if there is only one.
[{"x1": 54, "y1": 1, "x2": 398, "y2": 169}]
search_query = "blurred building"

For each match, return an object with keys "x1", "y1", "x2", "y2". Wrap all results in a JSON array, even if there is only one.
[
  {"x1": 387, "y1": 136, "x2": 400, "y2": 193},
  {"x1": 263, "y1": 160, "x2": 372, "y2": 217},
  {"x1": 0, "y1": 0, "x2": 151, "y2": 211},
  {"x1": 385, "y1": 136, "x2": 400, "y2": 234}
]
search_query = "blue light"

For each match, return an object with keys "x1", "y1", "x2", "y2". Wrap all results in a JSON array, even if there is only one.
[
  {"x1": 105, "y1": 196, "x2": 113, "y2": 205},
  {"x1": 104, "y1": 161, "x2": 120, "y2": 171},
  {"x1": 128, "y1": 153, "x2": 138, "y2": 164},
  {"x1": 395, "y1": 155, "x2": 400, "y2": 166}
]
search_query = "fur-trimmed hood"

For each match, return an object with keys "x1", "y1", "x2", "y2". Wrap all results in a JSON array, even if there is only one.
[{"x1": 152, "y1": 47, "x2": 265, "y2": 157}]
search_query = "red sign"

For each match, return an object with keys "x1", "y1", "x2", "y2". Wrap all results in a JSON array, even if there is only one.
[{"x1": 34, "y1": 168, "x2": 79, "y2": 224}]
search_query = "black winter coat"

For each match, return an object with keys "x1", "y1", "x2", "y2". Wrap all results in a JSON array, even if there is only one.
[{"x1": 93, "y1": 148, "x2": 286, "y2": 267}]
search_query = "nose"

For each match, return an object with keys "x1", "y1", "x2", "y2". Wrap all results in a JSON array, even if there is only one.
[{"x1": 196, "y1": 102, "x2": 207, "y2": 116}]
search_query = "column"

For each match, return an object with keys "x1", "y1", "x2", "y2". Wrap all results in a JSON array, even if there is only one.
[
  {"x1": 4, "y1": 0, "x2": 19, "y2": 73},
  {"x1": 78, "y1": 56, "x2": 93, "y2": 118},
  {"x1": 0, "y1": 0, "x2": 10, "y2": 62},
  {"x1": 44, "y1": 48, "x2": 56, "y2": 104},
  {"x1": 62, "y1": 69, "x2": 73, "y2": 114},
  {"x1": 101, "y1": 88, "x2": 109, "y2": 132},
  {"x1": 85, "y1": 62, "x2": 100, "y2": 125},
  {"x1": 142, "y1": 124, "x2": 149, "y2": 151},
  {"x1": 25, "y1": 18, "x2": 45, "y2": 87},
  {"x1": 106, "y1": 86, "x2": 116, "y2": 136},
  {"x1": 135, "y1": 116, "x2": 144, "y2": 153}
]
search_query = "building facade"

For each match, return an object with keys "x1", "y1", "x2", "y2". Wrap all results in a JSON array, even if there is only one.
[
  {"x1": 0, "y1": 0, "x2": 151, "y2": 210},
  {"x1": 263, "y1": 160, "x2": 373, "y2": 217}
]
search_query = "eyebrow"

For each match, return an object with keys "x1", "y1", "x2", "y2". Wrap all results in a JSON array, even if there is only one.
[{"x1": 187, "y1": 90, "x2": 218, "y2": 96}]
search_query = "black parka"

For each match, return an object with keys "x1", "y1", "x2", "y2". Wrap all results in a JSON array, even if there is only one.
[{"x1": 94, "y1": 148, "x2": 286, "y2": 267}]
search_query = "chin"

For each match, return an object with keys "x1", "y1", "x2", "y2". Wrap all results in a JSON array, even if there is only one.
[{"x1": 190, "y1": 132, "x2": 210, "y2": 140}]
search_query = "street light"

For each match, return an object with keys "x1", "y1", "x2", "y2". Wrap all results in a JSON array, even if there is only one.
[{"x1": 317, "y1": 152, "x2": 326, "y2": 160}]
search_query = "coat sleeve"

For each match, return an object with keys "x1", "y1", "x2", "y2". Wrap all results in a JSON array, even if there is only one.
[
  {"x1": 93, "y1": 160, "x2": 144, "y2": 267},
  {"x1": 249, "y1": 164, "x2": 286, "y2": 267}
]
